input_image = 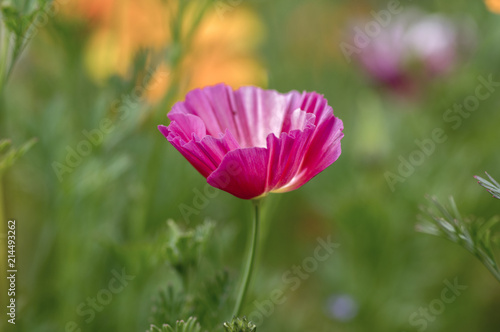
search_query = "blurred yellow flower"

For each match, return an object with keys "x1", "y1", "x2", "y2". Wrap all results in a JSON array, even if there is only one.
[
  {"x1": 145, "y1": 63, "x2": 173, "y2": 104},
  {"x1": 84, "y1": 28, "x2": 133, "y2": 81},
  {"x1": 485, "y1": 0, "x2": 500, "y2": 13},
  {"x1": 180, "y1": 7, "x2": 267, "y2": 92}
]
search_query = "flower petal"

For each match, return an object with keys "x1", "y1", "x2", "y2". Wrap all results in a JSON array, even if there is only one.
[
  {"x1": 182, "y1": 129, "x2": 240, "y2": 171},
  {"x1": 231, "y1": 87, "x2": 297, "y2": 147},
  {"x1": 160, "y1": 125, "x2": 213, "y2": 177},
  {"x1": 159, "y1": 125, "x2": 240, "y2": 178},
  {"x1": 265, "y1": 123, "x2": 316, "y2": 192},
  {"x1": 297, "y1": 91, "x2": 333, "y2": 125},
  {"x1": 170, "y1": 84, "x2": 245, "y2": 143},
  {"x1": 167, "y1": 113, "x2": 207, "y2": 142},
  {"x1": 264, "y1": 109, "x2": 317, "y2": 191},
  {"x1": 275, "y1": 116, "x2": 344, "y2": 192},
  {"x1": 207, "y1": 147, "x2": 269, "y2": 199}
]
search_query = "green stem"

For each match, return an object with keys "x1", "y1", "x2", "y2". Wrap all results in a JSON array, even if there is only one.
[
  {"x1": 0, "y1": 28, "x2": 11, "y2": 93},
  {"x1": 0, "y1": 177, "x2": 4, "y2": 227},
  {"x1": 476, "y1": 252, "x2": 500, "y2": 283},
  {"x1": 233, "y1": 199, "x2": 261, "y2": 318}
]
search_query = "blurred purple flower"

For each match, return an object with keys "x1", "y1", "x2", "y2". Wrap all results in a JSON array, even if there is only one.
[
  {"x1": 350, "y1": 9, "x2": 476, "y2": 94},
  {"x1": 326, "y1": 294, "x2": 359, "y2": 322}
]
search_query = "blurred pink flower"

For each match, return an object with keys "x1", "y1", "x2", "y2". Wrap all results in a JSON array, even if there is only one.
[
  {"x1": 351, "y1": 9, "x2": 475, "y2": 94},
  {"x1": 158, "y1": 84, "x2": 344, "y2": 199}
]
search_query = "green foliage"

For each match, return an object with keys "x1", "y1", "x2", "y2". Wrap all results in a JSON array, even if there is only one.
[
  {"x1": 150, "y1": 220, "x2": 233, "y2": 331},
  {"x1": 475, "y1": 172, "x2": 500, "y2": 200},
  {"x1": 0, "y1": 138, "x2": 36, "y2": 175},
  {"x1": 165, "y1": 219, "x2": 215, "y2": 274},
  {"x1": 1, "y1": 3, "x2": 38, "y2": 39},
  {"x1": 0, "y1": 0, "x2": 51, "y2": 90},
  {"x1": 223, "y1": 317, "x2": 256, "y2": 332},
  {"x1": 197, "y1": 270, "x2": 232, "y2": 324},
  {"x1": 418, "y1": 196, "x2": 500, "y2": 282},
  {"x1": 151, "y1": 286, "x2": 189, "y2": 329},
  {"x1": 149, "y1": 317, "x2": 203, "y2": 332}
]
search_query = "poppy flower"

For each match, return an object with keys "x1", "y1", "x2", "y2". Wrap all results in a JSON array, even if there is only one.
[{"x1": 158, "y1": 84, "x2": 344, "y2": 200}]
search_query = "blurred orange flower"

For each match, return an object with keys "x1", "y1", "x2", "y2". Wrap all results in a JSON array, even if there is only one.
[
  {"x1": 147, "y1": 6, "x2": 267, "y2": 103},
  {"x1": 61, "y1": 0, "x2": 116, "y2": 25},
  {"x1": 63, "y1": 0, "x2": 266, "y2": 102},
  {"x1": 62, "y1": 0, "x2": 171, "y2": 82},
  {"x1": 485, "y1": 0, "x2": 500, "y2": 13},
  {"x1": 180, "y1": 8, "x2": 266, "y2": 92}
]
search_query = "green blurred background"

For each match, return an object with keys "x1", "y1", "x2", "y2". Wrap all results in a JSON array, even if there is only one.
[{"x1": 1, "y1": 0, "x2": 500, "y2": 331}]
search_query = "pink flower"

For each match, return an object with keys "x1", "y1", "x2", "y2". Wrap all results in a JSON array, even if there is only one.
[
  {"x1": 350, "y1": 9, "x2": 476, "y2": 95},
  {"x1": 158, "y1": 84, "x2": 344, "y2": 200}
]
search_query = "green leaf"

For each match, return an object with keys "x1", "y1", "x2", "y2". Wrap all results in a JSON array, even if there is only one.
[
  {"x1": 148, "y1": 317, "x2": 203, "y2": 332},
  {"x1": 1, "y1": 1, "x2": 43, "y2": 38},
  {"x1": 150, "y1": 286, "x2": 187, "y2": 328},
  {"x1": 475, "y1": 172, "x2": 500, "y2": 200},
  {"x1": 0, "y1": 139, "x2": 12, "y2": 152},
  {"x1": 195, "y1": 269, "x2": 232, "y2": 326},
  {"x1": 164, "y1": 219, "x2": 215, "y2": 274},
  {"x1": 1, "y1": 5, "x2": 22, "y2": 34},
  {"x1": 0, "y1": 138, "x2": 37, "y2": 175},
  {"x1": 418, "y1": 196, "x2": 500, "y2": 282},
  {"x1": 1, "y1": 0, "x2": 51, "y2": 89},
  {"x1": 223, "y1": 317, "x2": 257, "y2": 332}
]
